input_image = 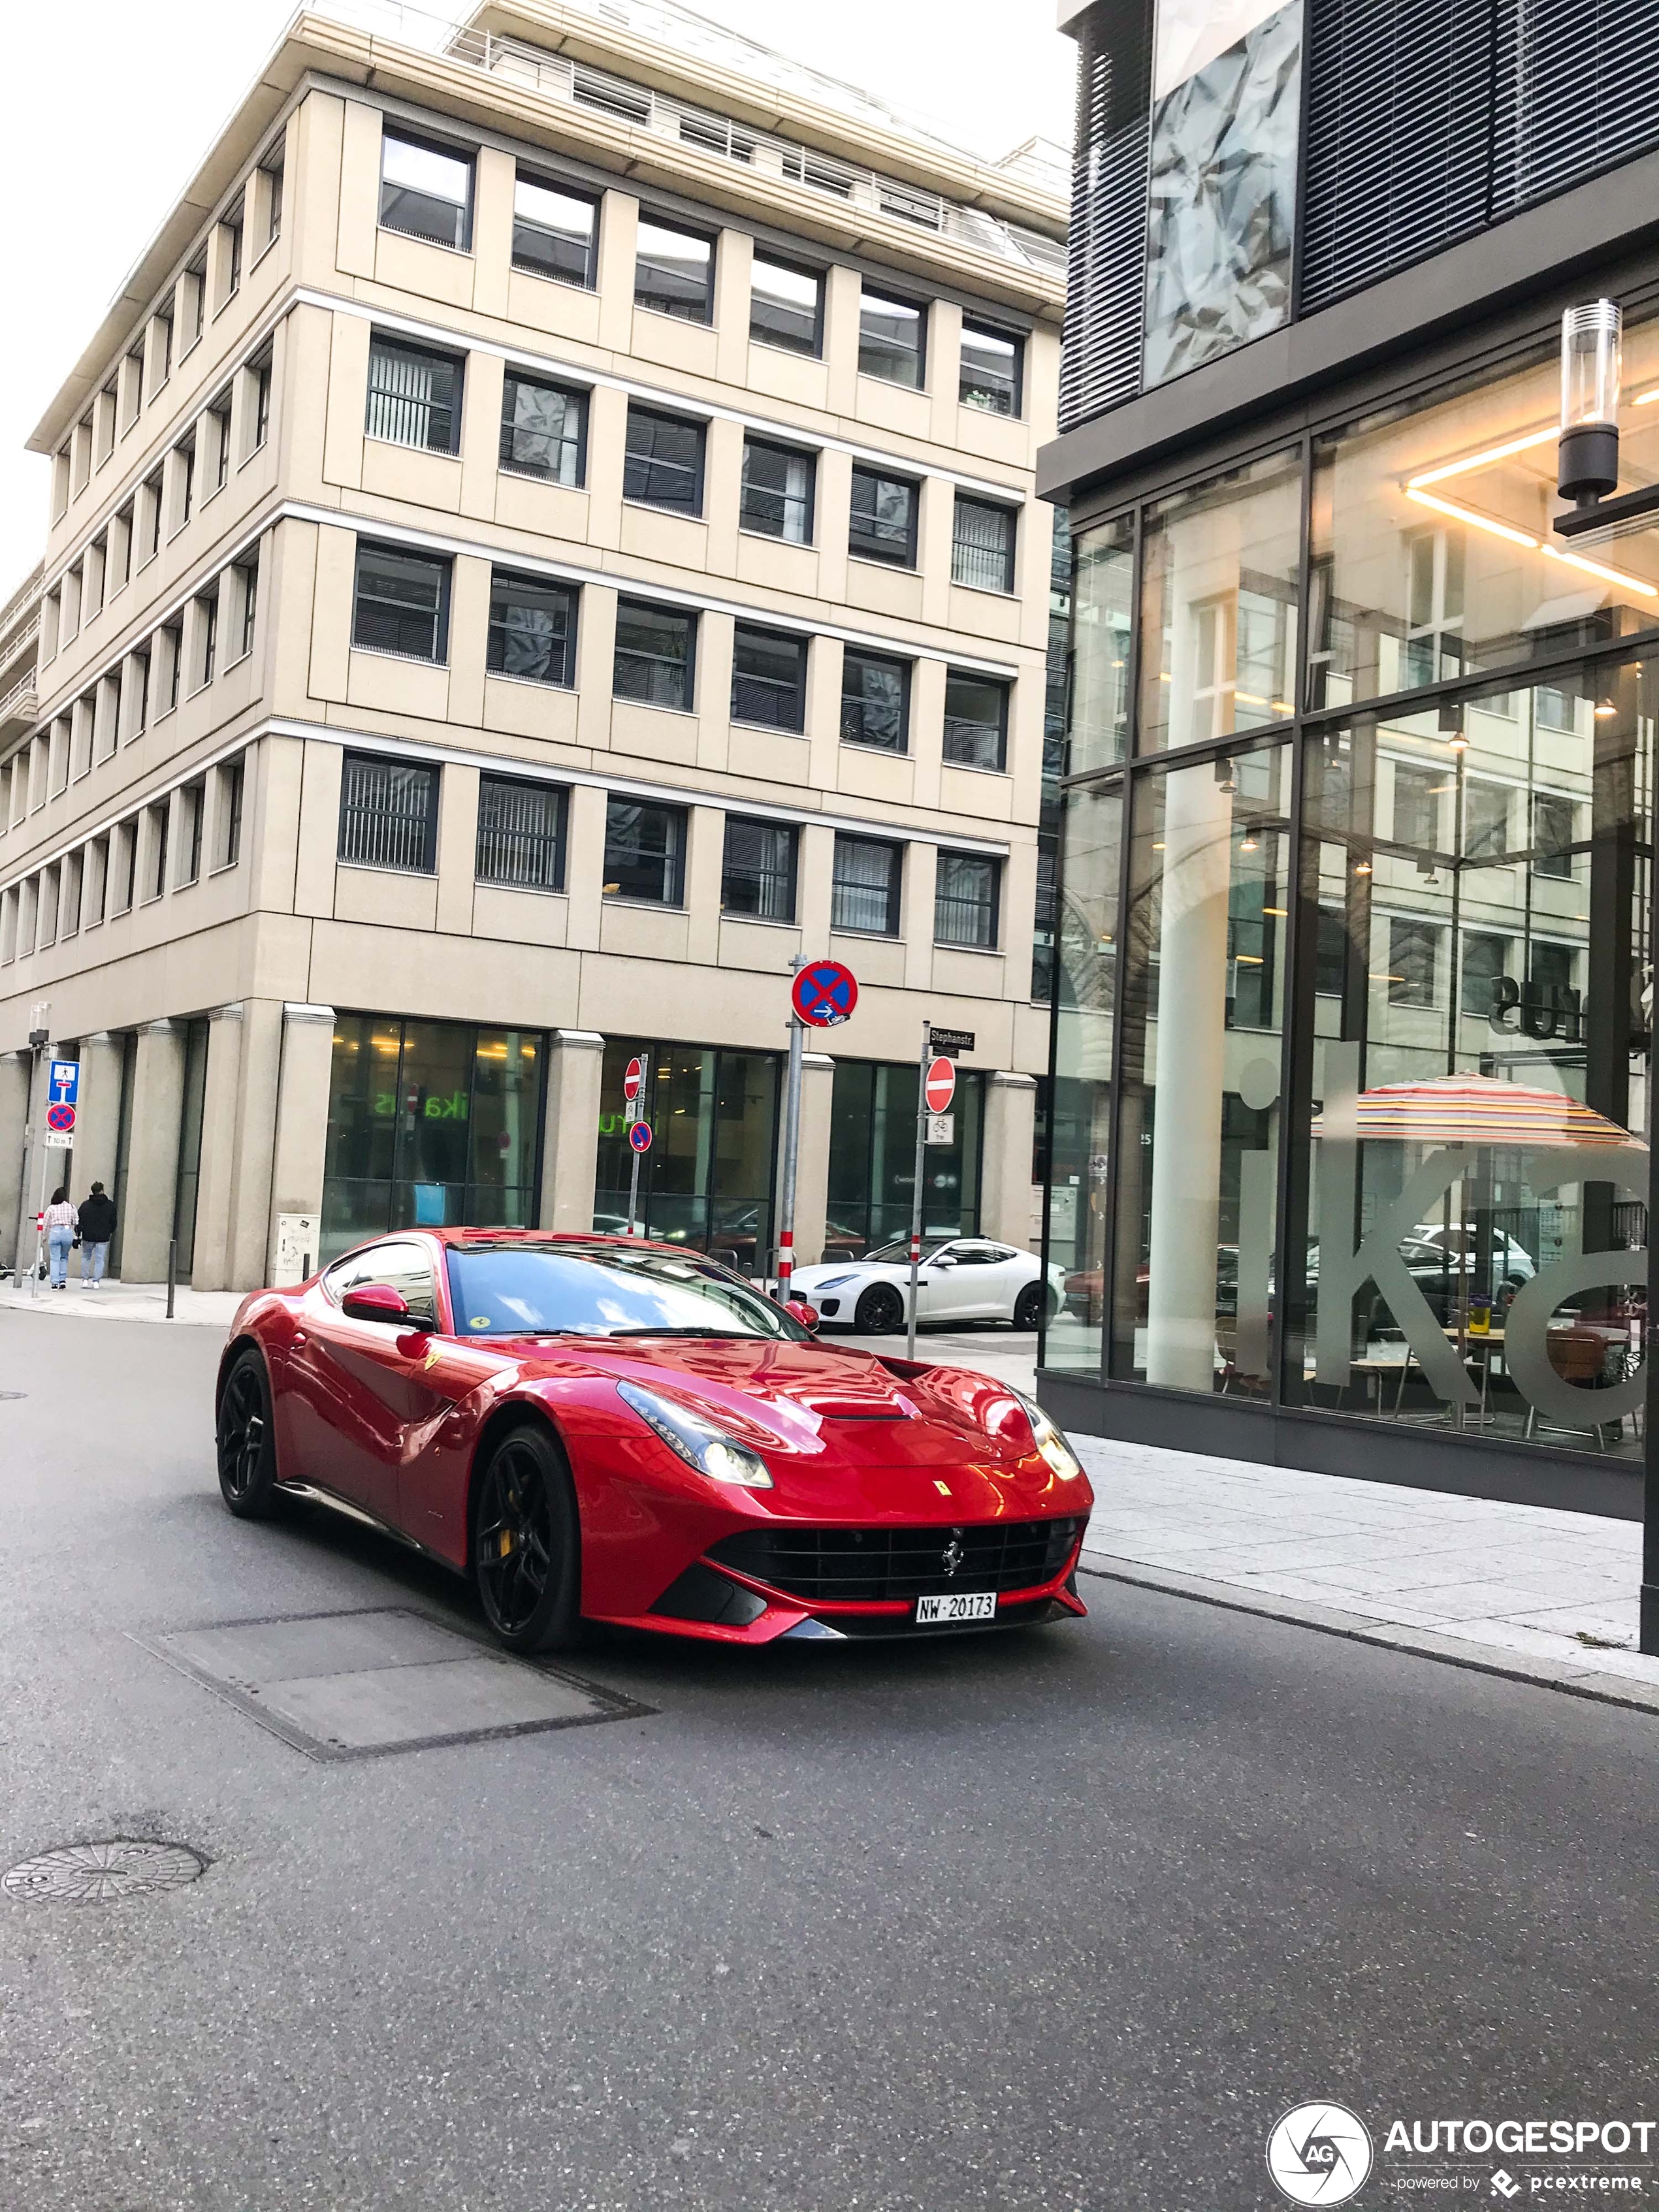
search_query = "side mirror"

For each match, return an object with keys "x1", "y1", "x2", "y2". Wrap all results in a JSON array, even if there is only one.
[
  {"x1": 342, "y1": 1284, "x2": 413, "y2": 1325},
  {"x1": 933, "y1": 1255, "x2": 957, "y2": 1269},
  {"x1": 784, "y1": 1298, "x2": 820, "y2": 1331}
]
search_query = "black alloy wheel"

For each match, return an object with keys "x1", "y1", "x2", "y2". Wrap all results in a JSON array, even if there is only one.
[
  {"x1": 472, "y1": 1424, "x2": 581, "y2": 1654},
  {"x1": 855, "y1": 1281, "x2": 905, "y2": 1336},
  {"x1": 1012, "y1": 1280, "x2": 1054, "y2": 1332},
  {"x1": 217, "y1": 1347, "x2": 281, "y2": 1518}
]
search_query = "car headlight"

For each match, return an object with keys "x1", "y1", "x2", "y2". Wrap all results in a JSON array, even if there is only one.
[
  {"x1": 1005, "y1": 1387, "x2": 1084, "y2": 1479},
  {"x1": 617, "y1": 1380, "x2": 774, "y2": 1488},
  {"x1": 809, "y1": 1274, "x2": 856, "y2": 1291}
]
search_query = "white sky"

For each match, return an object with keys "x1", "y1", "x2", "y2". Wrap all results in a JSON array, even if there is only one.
[{"x1": 0, "y1": 0, "x2": 1074, "y2": 598}]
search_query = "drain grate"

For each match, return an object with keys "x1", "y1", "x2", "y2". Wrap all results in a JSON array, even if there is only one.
[{"x1": 4, "y1": 1840, "x2": 205, "y2": 1903}]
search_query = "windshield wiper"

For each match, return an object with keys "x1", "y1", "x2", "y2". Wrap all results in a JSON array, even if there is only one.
[{"x1": 603, "y1": 1326, "x2": 754, "y2": 1339}]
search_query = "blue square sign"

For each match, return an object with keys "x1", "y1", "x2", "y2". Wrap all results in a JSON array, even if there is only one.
[{"x1": 49, "y1": 1060, "x2": 80, "y2": 1106}]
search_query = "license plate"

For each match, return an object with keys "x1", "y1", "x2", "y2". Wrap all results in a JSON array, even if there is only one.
[{"x1": 914, "y1": 1592, "x2": 997, "y2": 1626}]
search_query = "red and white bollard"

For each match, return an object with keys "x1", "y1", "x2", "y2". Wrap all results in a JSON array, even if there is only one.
[{"x1": 776, "y1": 1226, "x2": 793, "y2": 1303}]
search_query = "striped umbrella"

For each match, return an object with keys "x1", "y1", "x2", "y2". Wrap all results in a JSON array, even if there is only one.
[{"x1": 1312, "y1": 1075, "x2": 1645, "y2": 1150}]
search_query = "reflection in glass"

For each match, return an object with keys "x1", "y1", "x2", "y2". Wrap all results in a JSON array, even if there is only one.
[
  {"x1": 1113, "y1": 742, "x2": 1292, "y2": 1392},
  {"x1": 1069, "y1": 515, "x2": 1133, "y2": 774},
  {"x1": 828, "y1": 1063, "x2": 984, "y2": 1253},
  {"x1": 1140, "y1": 451, "x2": 1301, "y2": 752},
  {"x1": 593, "y1": 1041, "x2": 778, "y2": 1272},
  {"x1": 1046, "y1": 784, "x2": 1122, "y2": 1374}
]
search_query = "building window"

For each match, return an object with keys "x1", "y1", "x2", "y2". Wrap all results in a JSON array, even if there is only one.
[
  {"x1": 352, "y1": 544, "x2": 450, "y2": 662},
  {"x1": 1387, "y1": 918, "x2": 1439, "y2": 1008},
  {"x1": 262, "y1": 155, "x2": 284, "y2": 244},
  {"x1": 732, "y1": 627, "x2": 808, "y2": 731},
  {"x1": 208, "y1": 391, "x2": 233, "y2": 491},
  {"x1": 236, "y1": 562, "x2": 258, "y2": 658},
  {"x1": 840, "y1": 648, "x2": 910, "y2": 750},
  {"x1": 935, "y1": 852, "x2": 999, "y2": 948},
  {"x1": 85, "y1": 838, "x2": 108, "y2": 926},
  {"x1": 129, "y1": 650, "x2": 150, "y2": 737},
  {"x1": 112, "y1": 820, "x2": 137, "y2": 913},
  {"x1": 251, "y1": 357, "x2": 272, "y2": 451},
  {"x1": 150, "y1": 804, "x2": 170, "y2": 899},
  {"x1": 161, "y1": 622, "x2": 183, "y2": 714},
  {"x1": 1393, "y1": 763, "x2": 1442, "y2": 850},
  {"x1": 634, "y1": 219, "x2": 714, "y2": 321},
  {"x1": 750, "y1": 256, "x2": 822, "y2": 354},
  {"x1": 1533, "y1": 792, "x2": 1577, "y2": 878},
  {"x1": 511, "y1": 172, "x2": 598, "y2": 285},
  {"x1": 951, "y1": 496, "x2": 1016, "y2": 592},
  {"x1": 487, "y1": 571, "x2": 576, "y2": 686},
  {"x1": 379, "y1": 127, "x2": 473, "y2": 249},
  {"x1": 1464, "y1": 781, "x2": 1510, "y2": 861},
  {"x1": 155, "y1": 312, "x2": 172, "y2": 384},
  {"x1": 603, "y1": 798, "x2": 685, "y2": 904},
  {"x1": 613, "y1": 601, "x2": 696, "y2": 709},
  {"x1": 366, "y1": 336, "x2": 461, "y2": 453},
  {"x1": 197, "y1": 592, "x2": 218, "y2": 686},
  {"x1": 859, "y1": 288, "x2": 926, "y2": 386},
  {"x1": 477, "y1": 776, "x2": 567, "y2": 891},
  {"x1": 959, "y1": 319, "x2": 1022, "y2": 415},
  {"x1": 218, "y1": 758, "x2": 244, "y2": 869},
  {"x1": 339, "y1": 754, "x2": 439, "y2": 872},
  {"x1": 499, "y1": 370, "x2": 585, "y2": 486},
  {"x1": 223, "y1": 204, "x2": 244, "y2": 299},
  {"x1": 181, "y1": 782, "x2": 205, "y2": 884},
  {"x1": 177, "y1": 438, "x2": 195, "y2": 526},
  {"x1": 943, "y1": 672, "x2": 1010, "y2": 770},
  {"x1": 623, "y1": 406, "x2": 705, "y2": 515},
  {"x1": 181, "y1": 254, "x2": 206, "y2": 351},
  {"x1": 142, "y1": 469, "x2": 163, "y2": 561},
  {"x1": 1460, "y1": 930, "x2": 1507, "y2": 1017},
  {"x1": 722, "y1": 818, "x2": 796, "y2": 920},
  {"x1": 739, "y1": 438, "x2": 814, "y2": 542},
  {"x1": 849, "y1": 467, "x2": 919, "y2": 566},
  {"x1": 832, "y1": 834, "x2": 901, "y2": 935}
]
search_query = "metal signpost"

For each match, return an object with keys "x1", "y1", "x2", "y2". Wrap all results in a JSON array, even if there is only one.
[
  {"x1": 623, "y1": 1057, "x2": 650, "y2": 1238},
  {"x1": 907, "y1": 1046, "x2": 958, "y2": 1358},
  {"x1": 780, "y1": 961, "x2": 858, "y2": 1304},
  {"x1": 31, "y1": 1049, "x2": 76, "y2": 1300}
]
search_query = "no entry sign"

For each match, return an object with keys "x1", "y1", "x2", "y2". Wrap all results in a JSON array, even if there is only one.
[
  {"x1": 790, "y1": 961, "x2": 858, "y2": 1028},
  {"x1": 924, "y1": 1057, "x2": 956, "y2": 1114},
  {"x1": 622, "y1": 1055, "x2": 646, "y2": 1101},
  {"x1": 628, "y1": 1120, "x2": 652, "y2": 1153}
]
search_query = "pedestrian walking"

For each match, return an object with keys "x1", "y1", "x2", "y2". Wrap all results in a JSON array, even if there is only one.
[
  {"x1": 77, "y1": 1181, "x2": 116, "y2": 1288},
  {"x1": 44, "y1": 1189, "x2": 78, "y2": 1290}
]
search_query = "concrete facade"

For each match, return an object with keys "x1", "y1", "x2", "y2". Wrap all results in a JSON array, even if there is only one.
[{"x1": 0, "y1": 0, "x2": 1065, "y2": 1286}]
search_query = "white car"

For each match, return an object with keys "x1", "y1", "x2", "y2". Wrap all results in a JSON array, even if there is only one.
[{"x1": 790, "y1": 1238, "x2": 1067, "y2": 1334}]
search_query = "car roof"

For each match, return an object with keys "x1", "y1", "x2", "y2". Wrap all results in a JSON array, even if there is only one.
[{"x1": 431, "y1": 1228, "x2": 688, "y2": 1257}]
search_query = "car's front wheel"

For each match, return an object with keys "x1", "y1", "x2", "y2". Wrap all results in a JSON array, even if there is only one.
[
  {"x1": 472, "y1": 1422, "x2": 582, "y2": 1653},
  {"x1": 1013, "y1": 1281, "x2": 1055, "y2": 1331},
  {"x1": 217, "y1": 1347, "x2": 282, "y2": 1519},
  {"x1": 855, "y1": 1281, "x2": 905, "y2": 1334}
]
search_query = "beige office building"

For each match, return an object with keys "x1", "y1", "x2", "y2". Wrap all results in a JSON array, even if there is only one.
[{"x1": 0, "y1": 0, "x2": 1065, "y2": 1292}]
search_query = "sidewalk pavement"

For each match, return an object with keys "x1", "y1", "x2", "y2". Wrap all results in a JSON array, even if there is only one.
[{"x1": 4, "y1": 1292, "x2": 1652, "y2": 1708}]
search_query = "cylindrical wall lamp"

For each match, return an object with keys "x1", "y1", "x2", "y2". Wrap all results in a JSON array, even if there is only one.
[{"x1": 1558, "y1": 299, "x2": 1623, "y2": 505}]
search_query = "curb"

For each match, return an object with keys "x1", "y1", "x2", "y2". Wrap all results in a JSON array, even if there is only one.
[{"x1": 1076, "y1": 1551, "x2": 1659, "y2": 1719}]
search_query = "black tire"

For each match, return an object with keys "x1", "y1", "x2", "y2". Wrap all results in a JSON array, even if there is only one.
[
  {"x1": 1012, "y1": 1280, "x2": 1054, "y2": 1332},
  {"x1": 855, "y1": 1282, "x2": 905, "y2": 1335},
  {"x1": 217, "y1": 1347, "x2": 282, "y2": 1519},
  {"x1": 472, "y1": 1422, "x2": 582, "y2": 1654}
]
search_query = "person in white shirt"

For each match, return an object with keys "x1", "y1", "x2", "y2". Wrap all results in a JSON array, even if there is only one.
[{"x1": 44, "y1": 1189, "x2": 77, "y2": 1290}]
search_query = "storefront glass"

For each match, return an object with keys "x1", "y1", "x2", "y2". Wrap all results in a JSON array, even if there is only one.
[
  {"x1": 594, "y1": 1040, "x2": 778, "y2": 1272},
  {"x1": 1069, "y1": 514, "x2": 1133, "y2": 775},
  {"x1": 827, "y1": 1062, "x2": 985, "y2": 1255},
  {"x1": 1046, "y1": 783, "x2": 1122, "y2": 1373},
  {"x1": 321, "y1": 1016, "x2": 543, "y2": 1260}
]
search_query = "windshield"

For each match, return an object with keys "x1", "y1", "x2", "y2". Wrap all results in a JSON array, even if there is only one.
[
  {"x1": 445, "y1": 1243, "x2": 808, "y2": 1341},
  {"x1": 863, "y1": 1237, "x2": 954, "y2": 1264}
]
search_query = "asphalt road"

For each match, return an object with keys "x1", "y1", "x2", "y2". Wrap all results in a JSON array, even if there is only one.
[{"x1": 1, "y1": 1314, "x2": 1654, "y2": 2212}]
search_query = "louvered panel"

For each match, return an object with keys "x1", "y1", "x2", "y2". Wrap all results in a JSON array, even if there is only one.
[
  {"x1": 1058, "y1": 3, "x2": 1152, "y2": 434},
  {"x1": 1300, "y1": 0, "x2": 1496, "y2": 312},
  {"x1": 1495, "y1": 0, "x2": 1659, "y2": 212}
]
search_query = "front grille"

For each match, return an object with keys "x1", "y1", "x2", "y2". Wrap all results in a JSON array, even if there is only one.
[{"x1": 710, "y1": 1517, "x2": 1085, "y2": 1605}]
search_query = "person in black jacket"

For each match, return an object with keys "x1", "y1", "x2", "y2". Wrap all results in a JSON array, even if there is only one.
[{"x1": 76, "y1": 1182, "x2": 117, "y2": 1288}]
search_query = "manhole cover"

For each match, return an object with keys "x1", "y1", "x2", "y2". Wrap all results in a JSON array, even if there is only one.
[{"x1": 4, "y1": 1840, "x2": 205, "y2": 1903}]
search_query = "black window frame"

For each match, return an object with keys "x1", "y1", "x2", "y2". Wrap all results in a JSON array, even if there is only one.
[
  {"x1": 498, "y1": 369, "x2": 587, "y2": 487},
  {"x1": 366, "y1": 334, "x2": 464, "y2": 456},
  {"x1": 749, "y1": 253, "x2": 824, "y2": 356},
  {"x1": 338, "y1": 752, "x2": 440, "y2": 874},
  {"x1": 221, "y1": 758, "x2": 245, "y2": 869},
  {"x1": 602, "y1": 796, "x2": 687, "y2": 906},
  {"x1": 831, "y1": 833, "x2": 903, "y2": 937},
  {"x1": 849, "y1": 465, "x2": 920, "y2": 568},
  {"x1": 942, "y1": 669, "x2": 1010, "y2": 771},
  {"x1": 958, "y1": 317, "x2": 1024, "y2": 417},
  {"x1": 511, "y1": 168, "x2": 600, "y2": 288},
  {"x1": 858, "y1": 286, "x2": 927, "y2": 387},
  {"x1": 351, "y1": 541, "x2": 452, "y2": 664},
  {"x1": 379, "y1": 125, "x2": 475, "y2": 252},
  {"x1": 613, "y1": 599, "x2": 698, "y2": 712},
  {"x1": 721, "y1": 816, "x2": 798, "y2": 922},
  {"x1": 933, "y1": 850, "x2": 1001, "y2": 950},
  {"x1": 950, "y1": 495, "x2": 1018, "y2": 593},
  {"x1": 623, "y1": 404, "x2": 707, "y2": 516},
  {"x1": 486, "y1": 569, "x2": 578, "y2": 688},
  {"x1": 475, "y1": 774, "x2": 569, "y2": 893},
  {"x1": 839, "y1": 647, "x2": 912, "y2": 752},
  {"x1": 634, "y1": 216, "x2": 716, "y2": 323},
  {"x1": 731, "y1": 625, "x2": 809, "y2": 733},
  {"x1": 739, "y1": 436, "x2": 816, "y2": 544}
]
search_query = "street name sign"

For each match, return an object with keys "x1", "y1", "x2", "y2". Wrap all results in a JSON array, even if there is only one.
[{"x1": 927, "y1": 1028, "x2": 974, "y2": 1057}]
